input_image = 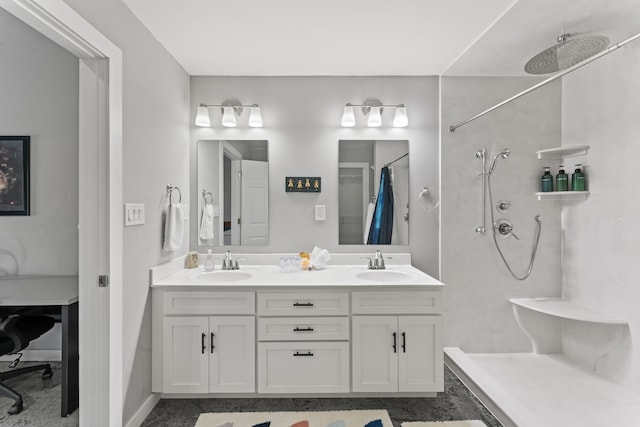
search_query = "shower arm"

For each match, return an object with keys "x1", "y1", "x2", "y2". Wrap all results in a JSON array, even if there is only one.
[{"x1": 449, "y1": 31, "x2": 640, "y2": 133}]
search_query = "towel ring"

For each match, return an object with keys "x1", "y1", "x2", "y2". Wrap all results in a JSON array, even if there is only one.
[
  {"x1": 167, "y1": 184, "x2": 182, "y2": 204},
  {"x1": 418, "y1": 186, "x2": 439, "y2": 211}
]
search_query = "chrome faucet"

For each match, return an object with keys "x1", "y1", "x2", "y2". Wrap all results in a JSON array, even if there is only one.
[
  {"x1": 222, "y1": 251, "x2": 239, "y2": 270},
  {"x1": 362, "y1": 250, "x2": 386, "y2": 270}
]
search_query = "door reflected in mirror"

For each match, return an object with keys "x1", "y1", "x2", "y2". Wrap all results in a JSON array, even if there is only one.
[
  {"x1": 197, "y1": 140, "x2": 268, "y2": 247},
  {"x1": 338, "y1": 140, "x2": 409, "y2": 245}
]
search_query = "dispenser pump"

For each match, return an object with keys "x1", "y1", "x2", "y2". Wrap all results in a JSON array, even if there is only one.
[{"x1": 204, "y1": 249, "x2": 215, "y2": 271}]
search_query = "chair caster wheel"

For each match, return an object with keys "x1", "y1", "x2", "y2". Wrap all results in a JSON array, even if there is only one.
[
  {"x1": 8, "y1": 401, "x2": 23, "y2": 415},
  {"x1": 42, "y1": 366, "x2": 52, "y2": 379}
]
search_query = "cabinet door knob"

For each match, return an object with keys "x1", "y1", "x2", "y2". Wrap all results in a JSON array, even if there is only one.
[
  {"x1": 392, "y1": 332, "x2": 397, "y2": 353},
  {"x1": 211, "y1": 332, "x2": 215, "y2": 353},
  {"x1": 201, "y1": 333, "x2": 206, "y2": 354}
]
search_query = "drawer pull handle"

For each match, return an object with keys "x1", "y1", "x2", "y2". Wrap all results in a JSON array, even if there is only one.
[
  {"x1": 293, "y1": 351, "x2": 314, "y2": 357},
  {"x1": 201, "y1": 333, "x2": 206, "y2": 354},
  {"x1": 392, "y1": 332, "x2": 397, "y2": 353},
  {"x1": 211, "y1": 332, "x2": 215, "y2": 353},
  {"x1": 293, "y1": 327, "x2": 315, "y2": 332},
  {"x1": 293, "y1": 302, "x2": 314, "y2": 307},
  {"x1": 401, "y1": 332, "x2": 406, "y2": 353}
]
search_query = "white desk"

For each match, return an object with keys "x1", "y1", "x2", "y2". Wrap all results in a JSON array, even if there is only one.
[{"x1": 0, "y1": 275, "x2": 79, "y2": 417}]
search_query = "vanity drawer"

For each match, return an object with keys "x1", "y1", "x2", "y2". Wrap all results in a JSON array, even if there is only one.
[
  {"x1": 258, "y1": 317, "x2": 349, "y2": 341},
  {"x1": 257, "y1": 292, "x2": 349, "y2": 316},
  {"x1": 258, "y1": 341, "x2": 349, "y2": 393},
  {"x1": 352, "y1": 291, "x2": 441, "y2": 314},
  {"x1": 162, "y1": 291, "x2": 255, "y2": 315}
]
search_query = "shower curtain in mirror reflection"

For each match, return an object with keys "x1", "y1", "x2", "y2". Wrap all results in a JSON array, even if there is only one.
[{"x1": 367, "y1": 166, "x2": 394, "y2": 244}]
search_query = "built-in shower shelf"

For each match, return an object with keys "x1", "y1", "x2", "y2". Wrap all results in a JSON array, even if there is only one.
[
  {"x1": 536, "y1": 191, "x2": 589, "y2": 201},
  {"x1": 536, "y1": 145, "x2": 590, "y2": 159},
  {"x1": 510, "y1": 298, "x2": 626, "y2": 325}
]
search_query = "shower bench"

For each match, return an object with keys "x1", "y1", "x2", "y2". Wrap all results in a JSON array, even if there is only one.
[{"x1": 445, "y1": 298, "x2": 638, "y2": 427}]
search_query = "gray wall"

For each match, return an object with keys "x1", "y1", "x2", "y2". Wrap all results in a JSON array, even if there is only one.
[
  {"x1": 441, "y1": 77, "x2": 563, "y2": 352},
  {"x1": 0, "y1": 9, "x2": 78, "y2": 354},
  {"x1": 60, "y1": 1, "x2": 191, "y2": 424},
  {"x1": 561, "y1": 38, "x2": 640, "y2": 395},
  {"x1": 0, "y1": 8, "x2": 78, "y2": 276},
  {"x1": 190, "y1": 76, "x2": 440, "y2": 277}
]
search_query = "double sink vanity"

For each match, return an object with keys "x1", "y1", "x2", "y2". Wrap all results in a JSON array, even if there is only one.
[{"x1": 150, "y1": 253, "x2": 444, "y2": 397}]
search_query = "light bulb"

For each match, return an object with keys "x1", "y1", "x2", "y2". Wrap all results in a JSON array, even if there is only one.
[
  {"x1": 249, "y1": 106, "x2": 263, "y2": 127},
  {"x1": 341, "y1": 104, "x2": 356, "y2": 127},
  {"x1": 221, "y1": 106, "x2": 237, "y2": 127},
  {"x1": 393, "y1": 105, "x2": 408, "y2": 127},
  {"x1": 195, "y1": 105, "x2": 211, "y2": 127},
  {"x1": 367, "y1": 106, "x2": 382, "y2": 127}
]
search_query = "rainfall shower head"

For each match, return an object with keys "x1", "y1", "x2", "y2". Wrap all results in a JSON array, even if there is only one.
[
  {"x1": 524, "y1": 34, "x2": 609, "y2": 75},
  {"x1": 488, "y1": 148, "x2": 510, "y2": 174}
]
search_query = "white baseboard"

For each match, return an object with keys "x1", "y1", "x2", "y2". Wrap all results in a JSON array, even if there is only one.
[
  {"x1": 124, "y1": 393, "x2": 161, "y2": 427},
  {"x1": 0, "y1": 350, "x2": 61, "y2": 362}
]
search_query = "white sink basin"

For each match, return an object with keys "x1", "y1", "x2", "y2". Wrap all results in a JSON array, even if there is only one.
[
  {"x1": 189, "y1": 271, "x2": 252, "y2": 283},
  {"x1": 355, "y1": 270, "x2": 414, "y2": 283}
]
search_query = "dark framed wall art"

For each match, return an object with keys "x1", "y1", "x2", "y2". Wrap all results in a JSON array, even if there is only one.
[{"x1": 0, "y1": 136, "x2": 30, "y2": 215}]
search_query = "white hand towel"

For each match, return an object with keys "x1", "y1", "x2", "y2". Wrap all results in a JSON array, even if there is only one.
[
  {"x1": 163, "y1": 203, "x2": 184, "y2": 251},
  {"x1": 363, "y1": 201, "x2": 375, "y2": 244},
  {"x1": 199, "y1": 204, "x2": 214, "y2": 241}
]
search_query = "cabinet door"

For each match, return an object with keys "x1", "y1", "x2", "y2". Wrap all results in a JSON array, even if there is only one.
[
  {"x1": 209, "y1": 316, "x2": 255, "y2": 393},
  {"x1": 398, "y1": 316, "x2": 443, "y2": 392},
  {"x1": 352, "y1": 316, "x2": 398, "y2": 392},
  {"x1": 163, "y1": 316, "x2": 209, "y2": 393}
]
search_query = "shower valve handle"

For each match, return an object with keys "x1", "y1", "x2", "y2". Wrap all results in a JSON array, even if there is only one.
[{"x1": 497, "y1": 222, "x2": 519, "y2": 240}]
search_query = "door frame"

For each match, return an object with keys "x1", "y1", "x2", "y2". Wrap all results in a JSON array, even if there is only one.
[{"x1": 0, "y1": 1, "x2": 123, "y2": 425}]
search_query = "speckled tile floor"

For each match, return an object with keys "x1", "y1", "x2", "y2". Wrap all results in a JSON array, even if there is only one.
[
  {"x1": 0, "y1": 361, "x2": 79, "y2": 427},
  {"x1": 141, "y1": 366, "x2": 502, "y2": 427}
]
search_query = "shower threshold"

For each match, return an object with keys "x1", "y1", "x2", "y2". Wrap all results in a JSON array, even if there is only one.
[{"x1": 444, "y1": 347, "x2": 640, "y2": 427}]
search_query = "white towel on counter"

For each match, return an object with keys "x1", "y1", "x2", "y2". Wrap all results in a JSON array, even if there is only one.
[
  {"x1": 163, "y1": 203, "x2": 185, "y2": 251},
  {"x1": 363, "y1": 201, "x2": 375, "y2": 244},
  {"x1": 199, "y1": 204, "x2": 214, "y2": 241}
]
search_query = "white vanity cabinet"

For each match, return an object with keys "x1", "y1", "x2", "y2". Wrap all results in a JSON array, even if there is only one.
[
  {"x1": 351, "y1": 291, "x2": 443, "y2": 393},
  {"x1": 152, "y1": 291, "x2": 255, "y2": 394},
  {"x1": 151, "y1": 264, "x2": 445, "y2": 397},
  {"x1": 257, "y1": 291, "x2": 350, "y2": 394}
]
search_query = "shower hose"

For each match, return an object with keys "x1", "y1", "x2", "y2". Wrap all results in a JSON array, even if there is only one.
[{"x1": 487, "y1": 173, "x2": 542, "y2": 281}]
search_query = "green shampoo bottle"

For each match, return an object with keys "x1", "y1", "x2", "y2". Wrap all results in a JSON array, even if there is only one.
[
  {"x1": 541, "y1": 167, "x2": 553, "y2": 192},
  {"x1": 556, "y1": 165, "x2": 568, "y2": 191},
  {"x1": 572, "y1": 164, "x2": 586, "y2": 191}
]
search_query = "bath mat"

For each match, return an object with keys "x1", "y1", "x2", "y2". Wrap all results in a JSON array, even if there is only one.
[
  {"x1": 195, "y1": 409, "x2": 392, "y2": 427},
  {"x1": 401, "y1": 421, "x2": 486, "y2": 427}
]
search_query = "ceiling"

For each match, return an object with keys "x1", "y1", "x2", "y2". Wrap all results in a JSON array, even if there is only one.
[
  {"x1": 123, "y1": 0, "x2": 640, "y2": 77},
  {"x1": 122, "y1": 0, "x2": 515, "y2": 76}
]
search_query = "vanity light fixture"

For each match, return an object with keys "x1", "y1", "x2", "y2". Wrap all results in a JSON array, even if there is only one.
[
  {"x1": 195, "y1": 102, "x2": 263, "y2": 128},
  {"x1": 341, "y1": 100, "x2": 408, "y2": 128}
]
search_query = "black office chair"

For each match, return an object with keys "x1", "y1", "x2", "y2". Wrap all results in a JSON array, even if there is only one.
[{"x1": 0, "y1": 315, "x2": 55, "y2": 414}]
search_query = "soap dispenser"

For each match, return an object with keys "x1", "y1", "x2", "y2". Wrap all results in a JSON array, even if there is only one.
[
  {"x1": 204, "y1": 249, "x2": 215, "y2": 272},
  {"x1": 541, "y1": 167, "x2": 553, "y2": 192},
  {"x1": 556, "y1": 165, "x2": 568, "y2": 191},
  {"x1": 572, "y1": 164, "x2": 586, "y2": 191}
]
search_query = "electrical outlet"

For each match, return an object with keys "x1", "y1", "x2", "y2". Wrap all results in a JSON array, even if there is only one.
[
  {"x1": 315, "y1": 205, "x2": 326, "y2": 221},
  {"x1": 124, "y1": 203, "x2": 145, "y2": 226}
]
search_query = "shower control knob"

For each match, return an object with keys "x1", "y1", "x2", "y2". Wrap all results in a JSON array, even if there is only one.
[{"x1": 497, "y1": 200, "x2": 511, "y2": 212}]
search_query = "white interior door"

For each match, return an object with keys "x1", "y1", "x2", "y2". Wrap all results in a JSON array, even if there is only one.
[{"x1": 241, "y1": 160, "x2": 269, "y2": 245}]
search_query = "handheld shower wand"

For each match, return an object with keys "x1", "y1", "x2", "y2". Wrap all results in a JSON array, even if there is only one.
[{"x1": 488, "y1": 148, "x2": 510, "y2": 174}]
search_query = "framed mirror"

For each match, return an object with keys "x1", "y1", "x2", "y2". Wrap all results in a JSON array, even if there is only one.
[
  {"x1": 338, "y1": 140, "x2": 409, "y2": 245},
  {"x1": 197, "y1": 140, "x2": 268, "y2": 246}
]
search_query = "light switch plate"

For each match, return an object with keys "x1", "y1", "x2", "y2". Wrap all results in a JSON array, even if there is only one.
[
  {"x1": 124, "y1": 203, "x2": 145, "y2": 226},
  {"x1": 315, "y1": 205, "x2": 326, "y2": 221}
]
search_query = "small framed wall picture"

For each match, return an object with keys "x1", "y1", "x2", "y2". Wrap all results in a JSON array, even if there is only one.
[{"x1": 0, "y1": 136, "x2": 30, "y2": 216}]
